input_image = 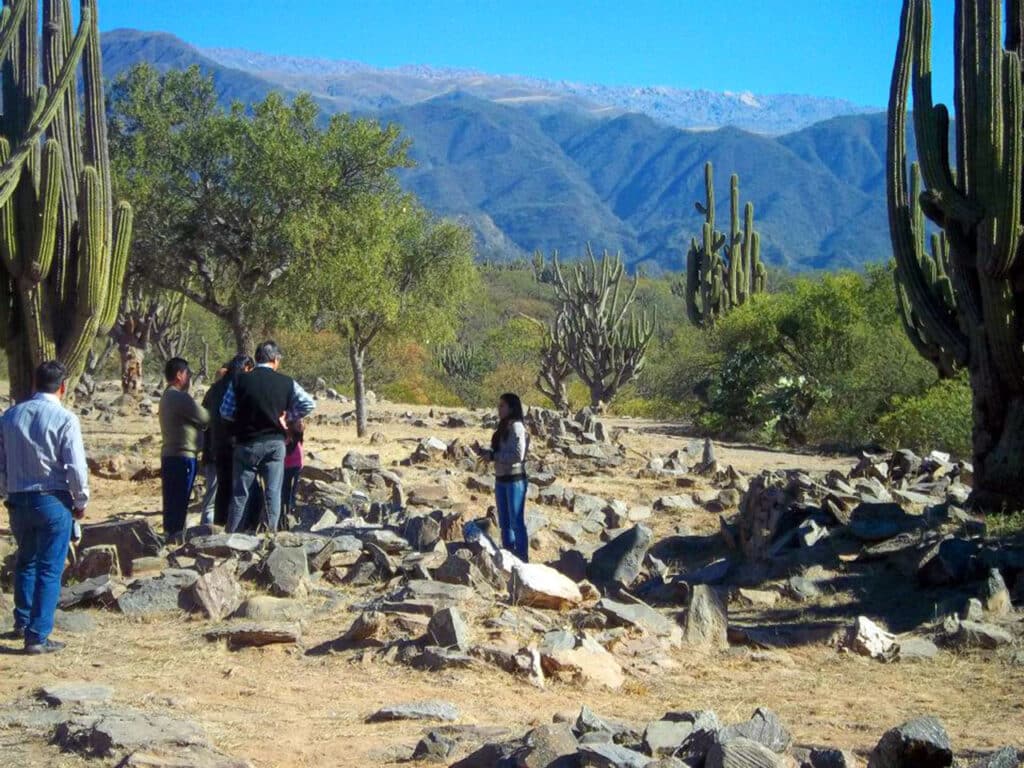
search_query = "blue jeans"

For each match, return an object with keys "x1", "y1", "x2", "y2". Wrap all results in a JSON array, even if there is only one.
[
  {"x1": 228, "y1": 439, "x2": 285, "y2": 533},
  {"x1": 495, "y1": 478, "x2": 529, "y2": 562},
  {"x1": 9, "y1": 491, "x2": 73, "y2": 646},
  {"x1": 161, "y1": 456, "x2": 198, "y2": 538}
]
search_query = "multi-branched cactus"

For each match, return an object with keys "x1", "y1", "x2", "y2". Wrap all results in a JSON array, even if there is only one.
[
  {"x1": 684, "y1": 162, "x2": 766, "y2": 328},
  {"x1": 536, "y1": 318, "x2": 572, "y2": 412},
  {"x1": 548, "y1": 246, "x2": 655, "y2": 410},
  {"x1": 0, "y1": 0, "x2": 132, "y2": 399},
  {"x1": 438, "y1": 343, "x2": 480, "y2": 382},
  {"x1": 888, "y1": 0, "x2": 1024, "y2": 509}
]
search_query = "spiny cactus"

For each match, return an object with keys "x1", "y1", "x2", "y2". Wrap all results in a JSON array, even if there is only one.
[
  {"x1": 549, "y1": 246, "x2": 655, "y2": 410},
  {"x1": 893, "y1": 163, "x2": 960, "y2": 379},
  {"x1": 438, "y1": 342, "x2": 482, "y2": 382},
  {"x1": 0, "y1": 0, "x2": 132, "y2": 399},
  {"x1": 684, "y1": 162, "x2": 766, "y2": 328},
  {"x1": 531, "y1": 248, "x2": 557, "y2": 284},
  {"x1": 888, "y1": 0, "x2": 1024, "y2": 509},
  {"x1": 536, "y1": 318, "x2": 572, "y2": 412}
]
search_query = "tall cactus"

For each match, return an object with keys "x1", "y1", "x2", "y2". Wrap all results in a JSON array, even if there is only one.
[
  {"x1": 888, "y1": 0, "x2": 1024, "y2": 509},
  {"x1": 685, "y1": 161, "x2": 766, "y2": 328},
  {"x1": 0, "y1": 0, "x2": 132, "y2": 400},
  {"x1": 893, "y1": 163, "x2": 960, "y2": 379},
  {"x1": 549, "y1": 246, "x2": 655, "y2": 410}
]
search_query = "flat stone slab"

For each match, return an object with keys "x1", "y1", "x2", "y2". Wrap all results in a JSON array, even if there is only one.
[
  {"x1": 367, "y1": 701, "x2": 460, "y2": 723},
  {"x1": 54, "y1": 708, "x2": 209, "y2": 757},
  {"x1": 118, "y1": 746, "x2": 254, "y2": 767},
  {"x1": 39, "y1": 682, "x2": 115, "y2": 707},
  {"x1": 187, "y1": 534, "x2": 263, "y2": 557},
  {"x1": 117, "y1": 570, "x2": 199, "y2": 617},
  {"x1": 204, "y1": 622, "x2": 301, "y2": 650}
]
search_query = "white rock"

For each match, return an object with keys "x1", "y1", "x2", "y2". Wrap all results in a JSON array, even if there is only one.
[
  {"x1": 510, "y1": 562, "x2": 582, "y2": 610},
  {"x1": 842, "y1": 616, "x2": 896, "y2": 660}
]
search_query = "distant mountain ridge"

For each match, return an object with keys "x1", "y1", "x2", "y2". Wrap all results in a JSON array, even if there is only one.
[
  {"x1": 202, "y1": 45, "x2": 876, "y2": 136},
  {"x1": 100, "y1": 29, "x2": 897, "y2": 273}
]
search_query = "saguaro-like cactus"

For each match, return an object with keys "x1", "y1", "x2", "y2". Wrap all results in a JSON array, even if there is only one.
[
  {"x1": 888, "y1": 0, "x2": 1024, "y2": 509},
  {"x1": 893, "y1": 163, "x2": 960, "y2": 379},
  {"x1": 536, "y1": 318, "x2": 572, "y2": 413},
  {"x1": 0, "y1": 0, "x2": 132, "y2": 399},
  {"x1": 549, "y1": 247, "x2": 655, "y2": 410},
  {"x1": 685, "y1": 162, "x2": 766, "y2": 328}
]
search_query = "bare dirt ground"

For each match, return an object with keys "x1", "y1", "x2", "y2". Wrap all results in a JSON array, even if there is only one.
[{"x1": 0, "y1": 395, "x2": 1021, "y2": 767}]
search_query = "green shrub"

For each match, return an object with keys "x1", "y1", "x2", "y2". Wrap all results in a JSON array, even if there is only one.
[{"x1": 875, "y1": 377, "x2": 972, "y2": 458}]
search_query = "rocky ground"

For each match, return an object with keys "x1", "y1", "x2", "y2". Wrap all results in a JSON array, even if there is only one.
[{"x1": 0, "y1": 382, "x2": 1022, "y2": 767}]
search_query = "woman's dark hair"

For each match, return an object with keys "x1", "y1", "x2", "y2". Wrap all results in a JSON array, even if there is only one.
[
  {"x1": 491, "y1": 392, "x2": 525, "y2": 452},
  {"x1": 227, "y1": 354, "x2": 255, "y2": 384}
]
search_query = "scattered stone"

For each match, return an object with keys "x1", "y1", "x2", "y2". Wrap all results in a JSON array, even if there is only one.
[
  {"x1": 896, "y1": 637, "x2": 940, "y2": 662},
  {"x1": 261, "y1": 544, "x2": 309, "y2": 597},
  {"x1": 684, "y1": 585, "x2": 728, "y2": 649},
  {"x1": 599, "y1": 598, "x2": 682, "y2": 647},
  {"x1": 542, "y1": 638, "x2": 625, "y2": 689},
  {"x1": 406, "y1": 515, "x2": 442, "y2": 551},
  {"x1": 706, "y1": 737, "x2": 783, "y2": 768},
  {"x1": 187, "y1": 534, "x2": 263, "y2": 558},
  {"x1": 587, "y1": 524, "x2": 653, "y2": 589},
  {"x1": 981, "y1": 569, "x2": 1013, "y2": 617},
  {"x1": 918, "y1": 538, "x2": 983, "y2": 587},
  {"x1": 577, "y1": 743, "x2": 651, "y2": 767},
  {"x1": 804, "y1": 748, "x2": 860, "y2": 768},
  {"x1": 654, "y1": 495, "x2": 698, "y2": 512},
  {"x1": 515, "y1": 723, "x2": 579, "y2": 768},
  {"x1": 511, "y1": 562, "x2": 583, "y2": 610},
  {"x1": 187, "y1": 562, "x2": 244, "y2": 621},
  {"x1": 342, "y1": 452, "x2": 381, "y2": 472},
  {"x1": 968, "y1": 747, "x2": 1023, "y2": 768},
  {"x1": 737, "y1": 588, "x2": 779, "y2": 608},
  {"x1": 413, "y1": 731, "x2": 457, "y2": 763},
  {"x1": 39, "y1": 682, "x2": 115, "y2": 707},
  {"x1": 868, "y1": 716, "x2": 952, "y2": 767},
  {"x1": 232, "y1": 596, "x2": 309, "y2": 623},
  {"x1": 786, "y1": 575, "x2": 822, "y2": 602},
  {"x1": 54, "y1": 709, "x2": 209, "y2": 758},
  {"x1": 117, "y1": 570, "x2": 199, "y2": 617},
  {"x1": 428, "y1": 606, "x2": 471, "y2": 650},
  {"x1": 644, "y1": 720, "x2": 694, "y2": 757},
  {"x1": 952, "y1": 620, "x2": 1014, "y2": 650},
  {"x1": 116, "y1": 746, "x2": 253, "y2": 767},
  {"x1": 204, "y1": 622, "x2": 301, "y2": 649},
  {"x1": 842, "y1": 616, "x2": 897, "y2": 660},
  {"x1": 848, "y1": 503, "x2": 922, "y2": 542},
  {"x1": 719, "y1": 708, "x2": 791, "y2": 753},
  {"x1": 367, "y1": 701, "x2": 459, "y2": 723},
  {"x1": 79, "y1": 519, "x2": 163, "y2": 574},
  {"x1": 60, "y1": 575, "x2": 122, "y2": 610},
  {"x1": 74, "y1": 545, "x2": 122, "y2": 580}
]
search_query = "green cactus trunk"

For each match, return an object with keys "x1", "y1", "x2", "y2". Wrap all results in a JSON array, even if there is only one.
[
  {"x1": 684, "y1": 161, "x2": 766, "y2": 328},
  {"x1": 888, "y1": 0, "x2": 1024, "y2": 510},
  {"x1": 0, "y1": 0, "x2": 132, "y2": 401}
]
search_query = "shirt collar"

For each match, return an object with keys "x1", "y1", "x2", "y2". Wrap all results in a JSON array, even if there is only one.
[
  {"x1": 257, "y1": 363, "x2": 274, "y2": 369},
  {"x1": 33, "y1": 393, "x2": 62, "y2": 405}
]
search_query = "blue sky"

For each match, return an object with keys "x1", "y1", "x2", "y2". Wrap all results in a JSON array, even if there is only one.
[{"x1": 96, "y1": 0, "x2": 957, "y2": 107}]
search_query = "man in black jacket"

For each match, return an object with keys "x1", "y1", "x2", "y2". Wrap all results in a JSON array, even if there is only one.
[{"x1": 220, "y1": 342, "x2": 315, "y2": 533}]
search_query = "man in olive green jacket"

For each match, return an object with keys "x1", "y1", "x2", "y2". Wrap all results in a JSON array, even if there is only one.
[{"x1": 159, "y1": 357, "x2": 209, "y2": 540}]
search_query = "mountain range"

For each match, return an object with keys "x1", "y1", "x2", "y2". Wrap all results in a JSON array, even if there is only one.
[{"x1": 100, "y1": 29, "x2": 899, "y2": 272}]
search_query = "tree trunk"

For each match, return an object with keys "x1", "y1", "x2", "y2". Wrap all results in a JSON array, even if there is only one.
[
  {"x1": 968, "y1": 344, "x2": 1024, "y2": 512},
  {"x1": 119, "y1": 344, "x2": 145, "y2": 395},
  {"x1": 230, "y1": 307, "x2": 254, "y2": 355},
  {"x1": 588, "y1": 382, "x2": 607, "y2": 413},
  {"x1": 6, "y1": 328, "x2": 34, "y2": 404},
  {"x1": 349, "y1": 342, "x2": 368, "y2": 438}
]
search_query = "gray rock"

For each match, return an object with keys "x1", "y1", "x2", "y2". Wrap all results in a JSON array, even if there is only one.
[
  {"x1": 428, "y1": 606, "x2": 471, "y2": 650},
  {"x1": 719, "y1": 708, "x2": 791, "y2": 753},
  {"x1": 187, "y1": 562, "x2": 244, "y2": 621},
  {"x1": 579, "y1": 742, "x2": 652, "y2": 768},
  {"x1": 74, "y1": 545, "x2": 121, "y2": 580},
  {"x1": 804, "y1": 748, "x2": 860, "y2": 768},
  {"x1": 969, "y1": 747, "x2": 1023, "y2": 768},
  {"x1": 414, "y1": 646, "x2": 477, "y2": 671},
  {"x1": 918, "y1": 538, "x2": 983, "y2": 587},
  {"x1": 54, "y1": 609, "x2": 98, "y2": 634},
  {"x1": 669, "y1": 710, "x2": 720, "y2": 764},
  {"x1": 868, "y1": 716, "x2": 952, "y2": 768},
  {"x1": 204, "y1": 622, "x2": 301, "y2": 649},
  {"x1": 706, "y1": 737, "x2": 783, "y2": 768},
  {"x1": 574, "y1": 706, "x2": 641, "y2": 744},
  {"x1": 402, "y1": 579, "x2": 476, "y2": 604},
  {"x1": 362, "y1": 528, "x2": 411, "y2": 553},
  {"x1": 450, "y1": 741, "x2": 522, "y2": 768},
  {"x1": 516, "y1": 723, "x2": 578, "y2": 768},
  {"x1": 786, "y1": 576, "x2": 821, "y2": 602},
  {"x1": 115, "y1": 745, "x2": 254, "y2": 767},
  {"x1": 654, "y1": 495, "x2": 698, "y2": 512},
  {"x1": 644, "y1": 719, "x2": 694, "y2": 756},
  {"x1": 367, "y1": 701, "x2": 459, "y2": 723},
  {"x1": 952, "y1": 620, "x2": 1014, "y2": 649},
  {"x1": 39, "y1": 682, "x2": 115, "y2": 707},
  {"x1": 406, "y1": 515, "x2": 442, "y2": 551},
  {"x1": 187, "y1": 534, "x2": 262, "y2": 558},
  {"x1": 599, "y1": 598, "x2": 682, "y2": 647},
  {"x1": 342, "y1": 451, "x2": 380, "y2": 472},
  {"x1": 79, "y1": 519, "x2": 163, "y2": 574},
  {"x1": 981, "y1": 568, "x2": 1013, "y2": 616},
  {"x1": 684, "y1": 585, "x2": 728, "y2": 649},
  {"x1": 261, "y1": 544, "x2": 309, "y2": 597},
  {"x1": 60, "y1": 575, "x2": 121, "y2": 609},
  {"x1": 117, "y1": 570, "x2": 199, "y2": 617},
  {"x1": 413, "y1": 731, "x2": 457, "y2": 763},
  {"x1": 848, "y1": 503, "x2": 922, "y2": 542},
  {"x1": 54, "y1": 709, "x2": 209, "y2": 757},
  {"x1": 896, "y1": 637, "x2": 940, "y2": 662},
  {"x1": 587, "y1": 524, "x2": 653, "y2": 589},
  {"x1": 231, "y1": 596, "x2": 310, "y2": 623}
]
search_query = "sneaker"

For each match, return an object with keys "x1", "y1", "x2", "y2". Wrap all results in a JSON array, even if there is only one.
[
  {"x1": 2, "y1": 627, "x2": 25, "y2": 640},
  {"x1": 24, "y1": 639, "x2": 65, "y2": 655}
]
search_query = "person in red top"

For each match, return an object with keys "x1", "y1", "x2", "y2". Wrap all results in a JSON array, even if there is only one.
[{"x1": 281, "y1": 418, "x2": 304, "y2": 525}]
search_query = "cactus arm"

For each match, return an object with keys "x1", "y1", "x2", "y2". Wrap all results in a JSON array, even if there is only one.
[
  {"x1": 99, "y1": 201, "x2": 133, "y2": 331},
  {"x1": 0, "y1": 2, "x2": 27, "y2": 64},
  {"x1": 29, "y1": 138, "x2": 61, "y2": 282}
]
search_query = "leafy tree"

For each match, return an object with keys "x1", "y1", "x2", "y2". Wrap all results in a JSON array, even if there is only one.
[
  {"x1": 107, "y1": 64, "x2": 411, "y2": 352},
  {"x1": 292, "y1": 193, "x2": 476, "y2": 435}
]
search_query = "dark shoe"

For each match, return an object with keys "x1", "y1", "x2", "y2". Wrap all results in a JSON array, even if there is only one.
[
  {"x1": 2, "y1": 627, "x2": 25, "y2": 640},
  {"x1": 24, "y1": 639, "x2": 65, "y2": 655}
]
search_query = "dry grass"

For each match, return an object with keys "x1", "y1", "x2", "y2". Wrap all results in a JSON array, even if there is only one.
[{"x1": 0, "y1": 396, "x2": 1021, "y2": 766}]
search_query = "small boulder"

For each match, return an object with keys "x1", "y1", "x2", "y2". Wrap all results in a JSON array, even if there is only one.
[
  {"x1": 683, "y1": 585, "x2": 728, "y2": 649},
  {"x1": 587, "y1": 524, "x2": 653, "y2": 589},
  {"x1": 706, "y1": 737, "x2": 782, "y2": 768},
  {"x1": 868, "y1": 716, "x2": 953, "y2": 768},
  {"x1": 511, "y1": 562, "x2": 583, "y2": 610},
  {"x1": 842, "y1": 616, "x2": 897, "y2": 660},
  {"x1": 367, "y1": 701, "x2": 459, "y2": 723},
  {"x1": 260, "y1": 544, "x2": 309, "y2": 597},
  {"x1": 428, "y1": 607, "x2": 471, "y2": 651}
]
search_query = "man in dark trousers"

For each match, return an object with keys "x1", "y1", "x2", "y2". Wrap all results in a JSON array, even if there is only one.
[
  {"x1": 159, "y1": 358, "x2": 209, "y2": 541},
  {"x1": 221, "y1": 341, "x2": 315, "y2": 533},
  {"x1": 0, "y1": 361, "x2": 89, "y2": 654},
  {"x1": 202, "y1": 354, "x2": 254, "y2": 526}
]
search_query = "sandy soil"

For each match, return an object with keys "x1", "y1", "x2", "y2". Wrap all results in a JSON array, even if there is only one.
[{"x1": 0, "y1": 394, "x2": 1020, "y2": 767}]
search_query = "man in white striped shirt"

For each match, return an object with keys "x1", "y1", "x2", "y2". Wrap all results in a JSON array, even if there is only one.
[{"x1": 0, "y1": 361, "x2": 89, "y2": 654}]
